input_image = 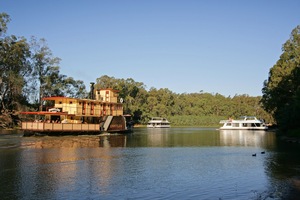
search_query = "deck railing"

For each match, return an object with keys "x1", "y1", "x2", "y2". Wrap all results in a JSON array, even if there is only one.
[{"x1": 21, "y1": 122, "x2": 100, "y2": 132}]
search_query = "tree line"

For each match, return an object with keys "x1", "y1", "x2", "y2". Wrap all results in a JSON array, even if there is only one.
[{"x1": 94, "y1": 75, "x2": 273, "y2": 126}]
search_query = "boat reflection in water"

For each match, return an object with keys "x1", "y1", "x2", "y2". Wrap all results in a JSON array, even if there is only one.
[
  {"x1": 20, "y1": 129, "x2": 275, "y2": 149},
  {"x1": 99, "y1": 135, "x2": 127, "y2": 147},
  {"x1": 219, "y1": 130, "x2": 273, "y2": 147},
  {"x1": 21, "y1": 134, "x2": 127, "y2": 148}
]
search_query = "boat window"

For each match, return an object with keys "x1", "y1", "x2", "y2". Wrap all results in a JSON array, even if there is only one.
[{"x1": 226, "y1": 123, "x2": 231, "y2": 126}]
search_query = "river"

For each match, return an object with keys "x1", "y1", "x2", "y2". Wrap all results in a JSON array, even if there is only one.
[{"x1": 1, "y1": 128, "x2": 300, "y2": 199}]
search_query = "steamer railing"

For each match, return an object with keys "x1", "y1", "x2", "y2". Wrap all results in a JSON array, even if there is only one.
[{"x1": 21, "y1": 122, "x2": 100, "y2": 132}]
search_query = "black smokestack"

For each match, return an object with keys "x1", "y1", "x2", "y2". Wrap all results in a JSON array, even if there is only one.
[{"x1": 89, "y1": 82, "x2": 95, "y2": 99}]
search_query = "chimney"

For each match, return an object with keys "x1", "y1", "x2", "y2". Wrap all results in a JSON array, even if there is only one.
[{"x1": 89, "y1": 82, "x2": 95, "y2": 99}]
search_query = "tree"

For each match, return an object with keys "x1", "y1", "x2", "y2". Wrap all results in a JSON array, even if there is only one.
[
  {"x1": 30, "y1": 37, "x2": 87, "y2": 110},
  {"x1": 0, "y1": 13, "x2": 10, "y2": 36},
  {"x1": 262, "y1": 25, "x2": 300, "y2": 129},
  {"x1": 0, "y1": 13, "x2": 32, "y2": 113}
]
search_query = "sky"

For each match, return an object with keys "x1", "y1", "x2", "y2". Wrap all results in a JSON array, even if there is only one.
[{"x1": 1, "y1": 0, "x2": 300, "y2": 96}]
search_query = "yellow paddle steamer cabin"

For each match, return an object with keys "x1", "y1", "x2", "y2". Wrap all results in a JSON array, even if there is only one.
[{"x1": 21, "y1": 85, "x2": 133, "y2": 136}]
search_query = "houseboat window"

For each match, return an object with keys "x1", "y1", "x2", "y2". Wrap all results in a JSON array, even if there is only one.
[
  {"x1": 70, "y1": 101, "x2": 73, "y2": 104},
  {"x1": 226, "y1": 123, "x2": 232, "y2": 126},
  {"x1": 243, "y1": 123, "x2": 251, "y2": 127}
]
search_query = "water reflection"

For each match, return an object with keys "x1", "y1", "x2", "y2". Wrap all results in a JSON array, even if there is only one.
[
  {"x1": 129, "y1": 128, "x2": 276, "y2": 148},
  {"x1": 20, "y1": 135, "x2": 127, "y2": 148},
  {"x1": 18, "y1": 128, "x2": 277, "y2": 148},
  {"x1": 128, "y1": 127, "x2": 221, "y2": 147},
  {"x1": 219, "y1": 130, "x2": 276, "y2": 147}
]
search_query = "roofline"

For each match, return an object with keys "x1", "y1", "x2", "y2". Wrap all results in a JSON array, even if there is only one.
[
  {"x1": 20, "y1": 111, "x2": 74, "y2": 116},
  {"x1": 96, "y1": 88, "x2": 119, "y2": 93},
  {"x1": 42, "y1": 96, "x2": 122, "y2": 104},
  {"x1": 42, "y1": 96, "x2": 76, "y2": 100}
]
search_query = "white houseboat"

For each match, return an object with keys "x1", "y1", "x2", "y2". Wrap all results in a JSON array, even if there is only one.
[
  {"x1": 219, "y1": 116, "x2": 268, "y2": 130},
  {"x1": 147, "y1": 117, "x2": 171, "y2": 128}
]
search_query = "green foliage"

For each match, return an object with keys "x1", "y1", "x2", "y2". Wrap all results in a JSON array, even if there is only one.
[
  {"x1": 95, "y1": 75, "x2": 272, "y2": 126},
  {"x1": 262, "y1": 25, "x2": 300, "y2": 130},
  {"x1": 0, "y1": 33, "x2": 31, "y2": 113},
  {"x1": 168, "y1": 115, "x2": 225, "y2": 127},
  {"x1": 0, "y1": 13, "x2": 10, "y2": 36}
]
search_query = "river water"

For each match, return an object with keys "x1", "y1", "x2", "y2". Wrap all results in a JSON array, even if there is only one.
[{"x1": 1, "y1": 128, "x2": 300, "y2": 200}]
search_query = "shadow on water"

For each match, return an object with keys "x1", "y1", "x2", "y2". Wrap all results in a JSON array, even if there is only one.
[{"x1": 263, "y1": 138, "x2": 300, "y2": 200}]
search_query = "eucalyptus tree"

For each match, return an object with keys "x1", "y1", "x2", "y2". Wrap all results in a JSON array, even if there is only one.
[
  {"x1": 61, "y1": 77, "x2": 86, "y2": 99},
  {"x1": 0, "y1": 13, "x2": 32, "y2": 113},
  {"x1": 0, "y1": 13, "x2": 10, "y2": 36},
  {"x1": 262, "y1": 25, "x2": 300, "y2": 129},
  {"x1": 30, "y1": 37, "x2": 62, "y2": 109},
  {"x1": 30, "y1": 37, "x2": 87, "y2": 110},
  {"x1": 116, "y1": 78, "x2": 147, "y2": 119},
  {"x1": 95, "y1": 75, "x2": 118, "y2": 89}
]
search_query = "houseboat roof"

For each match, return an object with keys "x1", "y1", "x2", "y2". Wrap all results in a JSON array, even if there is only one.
[
  {"x1": 42, "y1": 96, "x2": 122, "y2": 104},
  {"x1": 96, "y1": 88, "x2": 119, "y2": 92},
  {"x1": 19, "y1": 111, "x2": 74, "y2": 116}
]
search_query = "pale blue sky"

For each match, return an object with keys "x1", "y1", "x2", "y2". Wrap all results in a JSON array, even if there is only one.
[{"x1": 1, "y1": 0, "x2": 300, "y2": 96}]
